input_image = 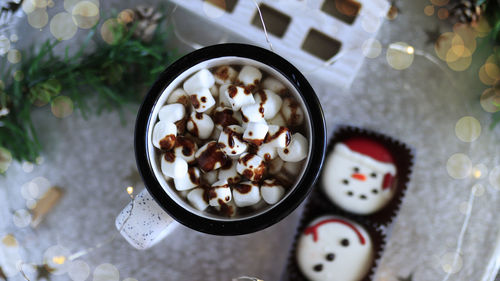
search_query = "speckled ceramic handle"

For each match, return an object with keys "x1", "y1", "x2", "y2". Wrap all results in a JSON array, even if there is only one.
[{"x1": 115, "y1": 188, "x2": 179, "y2": 250}]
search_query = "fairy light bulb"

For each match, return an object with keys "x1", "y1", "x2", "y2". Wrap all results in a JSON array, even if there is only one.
[{"x1": 126, "y1": 186, "x2": 134, "y2": 195}]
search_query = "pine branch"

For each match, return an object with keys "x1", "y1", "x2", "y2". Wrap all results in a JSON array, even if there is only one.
[{"x1": 0, "y1": 12, "x2": 171, "y2": 165}]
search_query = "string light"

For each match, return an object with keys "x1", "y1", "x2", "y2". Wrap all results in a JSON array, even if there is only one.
[
  {"x1": 126, "y1": 186, "x2": 134, "y2": 196},
  {"x1": 52, "y1": 255, "x2": 66, "y2": 265},
  {"x1": 406, "y1": 46, "x2": 415, "y2": 55}
]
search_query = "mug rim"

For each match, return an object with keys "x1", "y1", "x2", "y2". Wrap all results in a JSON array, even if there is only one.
[{"x1": 135, "y1": 43, "x2": 327, "y2": 235}]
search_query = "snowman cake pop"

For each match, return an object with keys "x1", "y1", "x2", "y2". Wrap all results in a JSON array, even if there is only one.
[
  {"x1": 322, "y1": 138, "x2": 397, "y2": 215},
  {"x1": 296, "y1": 216, "x2": 373, "y2": 281}
]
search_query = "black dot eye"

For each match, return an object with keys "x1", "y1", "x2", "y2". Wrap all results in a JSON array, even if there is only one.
[
  {"x1": 341, "y1": 238, "x2": 350, "y2": 247},
  {"x1": 325, "y1": 253, "x2": 335, "y2": 261},
  {"x1": 359, "y1": 194, "x2": 367, "y2": 200},
  {"x1": 370, "y1": 172, "x2": 377, "y2": 178},
  {"x1": 342, "y1": 179, "x2": 349, "y2": 185},
  {"x1": 346, "y1": 191, "x2": 353, "y2": 196},
  {"x1": 372, "y1": 189, "x2": 379, "y2": 194},
  {"x1": 313, "y1": 264, "x2": 323, "y2": 272},
  {"x1": 353, "y1": 167, "x2": 360, "y2": 172}
]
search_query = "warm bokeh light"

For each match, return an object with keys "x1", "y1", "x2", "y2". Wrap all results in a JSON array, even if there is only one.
[
  {"x1": 386, "y1": 42, "x2": 414, "y2": 70},
  {"x1": 27, "y1": 8, "x2": 49, "y2": 28},
  {"x1": 72, "y1": 1, "x2": 100, "y2": 29},
  {"x1": 51, "y1": 96, "x2": 74, "y2": 118},
  {"x1": 437, "y1": 8, "x2": 449, "y2": 19},
  {"x1": 424, "y1": 5, "x2": 435, "y2": 16},
  {"x1": 0, "y1": 147, "x2": 12, "y2": 173},
  {"x1": 446, "y1": 153, "x2": 472, "y2": 179},
  {"x1": 480, "y1": 87, "x2": 500, "y2": 112},
  {"x1": 430, "y1": 0, "x2": 449, "y2": 6},
  {"x1": 361, "y1": 38, "x2": 382, "y2": 58},
  {"x1": 455, "y1": 116, "x2": 481, "y2": 142},
  {"x1": 50, "y1": 12, "x2": 78, "y2": 40}
]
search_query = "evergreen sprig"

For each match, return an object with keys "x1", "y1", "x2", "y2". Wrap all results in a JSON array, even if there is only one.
[{"x1": 0, "y1": 15, "x2": 172, "y2": 164}]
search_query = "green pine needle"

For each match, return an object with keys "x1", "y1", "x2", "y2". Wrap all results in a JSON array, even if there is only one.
[{"x1": 0, "y1": 12, "x2": 172, "y2": 165}]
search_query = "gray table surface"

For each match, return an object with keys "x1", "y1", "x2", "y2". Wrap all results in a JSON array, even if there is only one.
[{"x1": 1, "y1": 0, "x2": 499, "y2": 280}]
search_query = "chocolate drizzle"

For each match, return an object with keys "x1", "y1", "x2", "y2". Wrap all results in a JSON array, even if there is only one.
[
  {"x1": 265, "y1": 126, "x2": 291, "y2": 146},
  {"x1": 187, "y1": 167, "x2": 200, "y2": 185},
  {"x1": 159, "y1": 135, "x2": 176, "y2": 151},
  {"x1": 228, "y1": 85, "x2": 238, "y2": 98},
  {"x1": 196, "y1": 141, "x2": 228, "y2": 172},
  {"x1": 190, "y1": 95, "x2": 200, "y2": 109},
  {"x1": 214, "y1": 108, "x2": 239, "y2": 128},
  {"x1": 175, "y1": 136, "x2": 196, "y2": 157},
  {"x1": 163, "y1": 151, "x2": 175, "y2": 162},
  {"x1": 234, "y1": 183, "x2": 253, "y2": 194}
]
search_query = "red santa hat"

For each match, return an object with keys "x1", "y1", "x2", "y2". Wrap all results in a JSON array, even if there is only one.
[{"x1": 334, "y1": 138, "x2": 396, "y2": 190}]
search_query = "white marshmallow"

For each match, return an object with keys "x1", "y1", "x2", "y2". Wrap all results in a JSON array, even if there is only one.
[
  {"x1": 214, "y1": 65, "x2": 238, "y2": 84},
  {"x1": 187, "y1": 188, "x2": 209, "y2": 211},
  {"x1": 265, "y1": 125, "x2": 291, "y2": 148},
  {"x1": 213, "y1": 107, "x2": 242, "y2": 130},
  {"x1": 173, "y1": 136, "x2": 198, "y2": 163},
  {"x1": 233, "y1": 181, "x2": 261, "y2": 207},
  {"x1": 262, "y1": 77, "x2": 287, "y2": 95},
  {"x1": 218, "y1": 159, "x2": 241, "y2": 184},
  {"x1": 237, "y1": 65, "x2": 262, "y2": 91},
  {"x1": 268, "y1": 113, "x2": 287, "y2": 127},
  {"x1": 268, "y1": 157, "x2": 284, "y2": 175},
  {"x1": 218, "y1": 125, "x2": 248, "y2": 156},
  {"x1": 208, "y1": 180, "x2": 232, "y2": 207},
  {"x1": 278, "y1": 133, "x2": 308, "y2": 162},
  {"x1": 281, "y1": 97, "x2": 305, "y2": 126},
  {"x1": 243, "y1": 122, "x2": 269, "y2": 146},
  {"x1": 153, "y1": 121, "x2": 177, "y2": 150},
  {"x1": 254, "y1": 89, "x2": 283, "y2": 120},
  {"x1": 237, "y1": 153, "x2": 267, "y2": 181},
  {"x1": 183, "y1": 69, "x2": 215, "y2": 94},
  {"x1": 167, "y1": 88, "x2": 189, "y2": 105},
  {"x1": 173, "y1": 166, "x2": 201, "y2": 191},
  {"x1": 187, "y1": 112, "x2": 214, "y2": 139},
  {"x1": 257, "y1": 142, "x2": 278, "y2": 161},
  {"x1": 158, "y1": 103, "x2": 186, "y2": 123},
  {"x1": 218, "y1": 84, "x2": 232, "y2": 108},
  {"x1": 209, "y1": 84, "x2": 219, "y2": 97},
  {"x1": 261, "y1": 179, "x2": 285, "y2": 204},
  {"x1": 202, "y1": 170, "x2": 219, "y2": 185},
  {"x1": 225, "y1": 85, "x2": 255, "y2": 111},
  {"x1": 195, "y1": 141, "x2": 227, "y2": 172},
  {"x1": 190, "y1": 88, "x2": 216, "y2": 113},
  {"x1": 240, "y1": 103, "x2": 265, "y2": 125},
  {"x1": 161, "y1": 152, "x2": 188, "y2": 179}
]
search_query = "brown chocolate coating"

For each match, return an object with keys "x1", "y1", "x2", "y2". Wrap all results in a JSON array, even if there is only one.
[
  {"x1": 213, "y1": 108, "x2": 239, "y2": 128},
  {"x1": 196, "y1": 141, "x2": 228, "y2": 172},
  {"x1": 159, "y1": 135, "x2": 176, "y2": 151}
]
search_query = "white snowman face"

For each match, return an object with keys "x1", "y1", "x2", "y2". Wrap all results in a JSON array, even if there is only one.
[
  {"x1": 322, "y1": 144, "x2": 396, "y2": 215},
  {"x1": 296, "y1": 216, "x2": 373, "y2": 281}
]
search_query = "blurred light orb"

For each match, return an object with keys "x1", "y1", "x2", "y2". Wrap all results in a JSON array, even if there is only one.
[
  {"x1": 50, "y1": 12, "x2": 77, "y2": 40},
  {"x1": 361, "y1": 16, "x2": 379, "y2": 33},
  {"x1": 33, "y1": 0, "x2": 48, "y2": 9},
  {"x1": 203, "y1": 0, "x2": 226, "y2": 19},
  {"x1": 100, "y1": 18, "x2": 120, "y2": 45},
  {"x1": 28, "y1": 8, "x2": 49, "y2": 29},
  {"x1": 13, "y1": 209, "x2": 31, "y2": 228},
  {"x1": 51, "y1": 96, "x2": 74, "y2": 118},
  {"x1": 472, "y1": 163, "x2": 487, "y2": 179},
  {"x1": 26, "y1": 199, "x2": 37, "y2": 209},
  {"x1": 361, "y1": 38, "x2": 382, "y2": 58},
  {"x1": 472, "y1": 183, "x2": 485, "y2": 197},
  {"x1": 0, "y1": 35, "x2": 10, "y2": 55},
  {"x1": 446, "y1": 153, "x2": 472, "y2": 179},
  {"x1": 9, "y1": 34, "x2": 18, "y2": 42},
  {"x1": 1, "y1": 234, "x2": 18, "y2": 247},
  {"x1": 440, "y1": 252, "x2": 463, "y2": 274},
  {"x1": 64, "y1": 0, "x2": 99, "y2": 13},
  {"x1": 386, "y1": 42, "x2": 414, "y2": 70},
  {"x1": 93, "y1": 263, "x2": 119, "y2": 281},
  {"x1": 446, "y1": 48, "x2": 472, "y2": 71},
  {"x1": 43, "y1": 245, "x2": 70, "y2": 274},
  {"x1": 21, "y1": 181, "x2": 39, "y2": 200},
  {"x1": 117, "y1": 9, "x2": 134, "y2": 24},
  {"x1": 0, "y1": 147, "x2": 12, "y2": 173},
  {"x1": 489, "y1": 166, "x2": 500, "y2": 190},
  {"x1": 72, "y1": 1, "x2": 100, "y2": 29},
  {"x1": 22, "y1": 0, "x2": 36, "y2": 14},
  {"x1": 22, "y1": 161, "x2": 34, "y2": 173},
  {"x1": 424, "y1": 5, "x2": 435, "y2": 16},
  {"x1": 455, "y1": 116, "x2": 481, "y2": 142},
  {"x1": 68, "y1": 260, "x2": 90, "y2": 281},
  {"x1": 474, "y1": 17, "x2": 491, "y2": 37},
  {"x1": 437, "y1": 8, "x2": 449, "y2": 19},
  {"x1": 430, "y1": 0, "x2": 449, "y2": 6},
  {"x1": 480, "y1": 87, "x2": 500, "y2": 112}
]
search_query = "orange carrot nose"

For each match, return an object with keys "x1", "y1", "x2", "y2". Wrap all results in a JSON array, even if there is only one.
[{"x1": 351, "y1": 173, "x2": 366, "y2": 181}]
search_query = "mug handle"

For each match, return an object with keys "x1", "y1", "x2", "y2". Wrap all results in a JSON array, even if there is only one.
[{"x1": 115, "y1": 188, "x2": 179, "y2": 250}]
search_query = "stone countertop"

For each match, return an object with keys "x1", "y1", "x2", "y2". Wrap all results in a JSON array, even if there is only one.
[{"x1": 1, "y1": 0, "x2": 499, "y2": 280}]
